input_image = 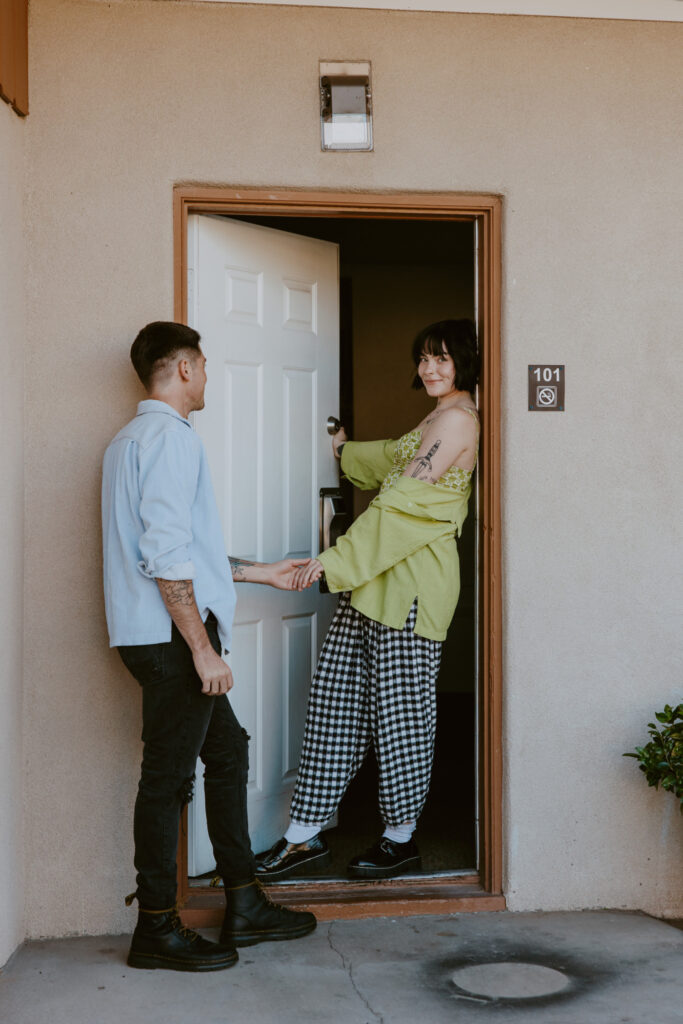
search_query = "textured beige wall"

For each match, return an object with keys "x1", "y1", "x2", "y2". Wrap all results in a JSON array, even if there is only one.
[
  {"x1": 0, "y1": 100, "x2": 26, "y2": 964},
  {"x1": 24, "y1": 0, "x2": 683, "y2": 937}
]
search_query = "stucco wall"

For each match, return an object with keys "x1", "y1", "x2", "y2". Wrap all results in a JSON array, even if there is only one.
[
  {"x1": 24, "y1": 0, "x2": 683, "y2": 937},
  {"x1": 0, "y1": 100, "x2": 26, "y2": 964}
]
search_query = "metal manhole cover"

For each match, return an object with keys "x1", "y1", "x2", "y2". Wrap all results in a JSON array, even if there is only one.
[{"x1": 451, "y1": 962, "x2": 571, "y2": 999}]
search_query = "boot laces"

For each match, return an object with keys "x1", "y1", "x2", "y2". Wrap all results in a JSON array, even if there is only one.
[
  {"x1": 170, "y1": 911, "x2": 200, "y2": 943},
  {"x1": 255, "y1": 878, "x2": 286, "y2": 911}
]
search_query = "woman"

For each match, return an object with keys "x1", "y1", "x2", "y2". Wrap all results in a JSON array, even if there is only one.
[{"x1": 257, "y1": 319, "x2": 480, "y2": 881}]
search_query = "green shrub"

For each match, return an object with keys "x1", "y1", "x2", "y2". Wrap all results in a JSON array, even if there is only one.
[{"x1": 624, "y1": 703, "x2": 683, "y2": 813}]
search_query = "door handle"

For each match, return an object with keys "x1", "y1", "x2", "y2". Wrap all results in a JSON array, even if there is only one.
[
  {"x1": 326, "y1": 415, "x2": 341, "y2": 436},
  {"x1": 319, "y1": 487, "x2": 349, "y2": 594},
  {"x1": 319, "y1": 487, "x2": 348, "y2": 552}
]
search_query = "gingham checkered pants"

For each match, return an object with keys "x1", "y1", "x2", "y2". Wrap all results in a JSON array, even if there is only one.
[{"x1": 290, "y1": 593, "x2": 442, "y2": 828}]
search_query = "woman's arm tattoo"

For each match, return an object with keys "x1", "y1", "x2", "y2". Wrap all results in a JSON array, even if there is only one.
[
  {"x1": 157, "y1": 579, "x2": 195, "y2": 606},
  {"x1": 408, "y1": 439, "x2": 441, "y2": 481},
  {"x1": 229, "y1": 556, "x2": 256, "y2": 582}
]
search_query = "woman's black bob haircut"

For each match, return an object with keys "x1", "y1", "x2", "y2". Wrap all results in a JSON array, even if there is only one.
[{"x1": 411, "y1": 318, "x2": 479, "y2": 394}]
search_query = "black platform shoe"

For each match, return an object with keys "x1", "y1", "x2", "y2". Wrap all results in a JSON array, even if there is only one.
[
  {"x1": 221, "y1": 880, "x2": 317, "y2": 947},
  {"x1": 127, "y1": 907, "x2": 238, "y2": 972},
  {"x1": 255, "y1": 834, "x2": 331, "y2": 881},
  {"x1": 347, "y1": 837, "x2": 422, "y2": 879}
]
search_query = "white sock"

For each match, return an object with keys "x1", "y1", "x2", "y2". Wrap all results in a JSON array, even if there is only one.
[
  {"x1": 382, "y1": 821, "x2": 415, "y2": 845},
  {"x1": 284, "y1": 821, "x2": 321, "y2": 845}
]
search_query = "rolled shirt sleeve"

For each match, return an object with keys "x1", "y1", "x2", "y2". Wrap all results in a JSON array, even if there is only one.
[
  {"x1": 137, "y1": 428, "x2": 200, "y2": 581},
  {"x1": 340, "y1": 439, "x2": 398, "y2": 491}
]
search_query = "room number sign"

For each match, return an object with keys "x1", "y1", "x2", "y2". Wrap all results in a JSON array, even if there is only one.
[{"x1": 528, "y1": 365, "x2": 565, "y2": 411}]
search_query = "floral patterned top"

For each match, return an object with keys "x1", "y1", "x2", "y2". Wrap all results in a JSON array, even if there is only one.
[{"x1": 380, "y1": 409, "x2": 479, "y2": 496}]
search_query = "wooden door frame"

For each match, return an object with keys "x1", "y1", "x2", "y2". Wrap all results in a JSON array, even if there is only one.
[{"x1": 173, "y1": 186, "x2": 503, "y2": 922}]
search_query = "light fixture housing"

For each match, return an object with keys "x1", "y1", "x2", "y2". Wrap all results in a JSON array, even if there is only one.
[{"x1": 320, "y1": 61, "x2": 373, "y2": 152}]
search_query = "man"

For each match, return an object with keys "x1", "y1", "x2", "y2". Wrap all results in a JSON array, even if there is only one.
[{"x1": 102, "y1": 321, "x2": 316, "y2": 973}]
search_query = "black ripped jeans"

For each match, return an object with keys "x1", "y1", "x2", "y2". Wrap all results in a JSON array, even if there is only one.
[{"x1": 118, "y1": 615, "x2": 256, "y2": 910}]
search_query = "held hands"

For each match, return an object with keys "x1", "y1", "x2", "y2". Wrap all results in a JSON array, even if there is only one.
[
  {"x1": 291, "y1": 558, "x2": 325, "y2": 591},
  {"x1": 193, "y1": 645, "x2": 234, "y2": 696},
  {"x1": 267, "y1": 558, "x2": 318, "y2": 591},
  {"x1": 332, "y1": 426, "x2": 348, "y2": 459},
  {"x1": 194, "y1": 557, "x2": 326, "y2": 694}
]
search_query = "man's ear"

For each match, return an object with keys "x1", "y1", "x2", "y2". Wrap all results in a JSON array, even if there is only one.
[{"x1": 177, "y1": 356, "x2": 192, "y2": 382}]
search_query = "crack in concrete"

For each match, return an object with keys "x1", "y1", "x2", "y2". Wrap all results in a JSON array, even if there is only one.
[{"x1": 327, "y1": 922, "x2": 385, "y2": 1024}]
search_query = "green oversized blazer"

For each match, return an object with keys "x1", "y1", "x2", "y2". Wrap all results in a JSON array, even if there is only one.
[{"x1": 317, "y1": 439, "x2": 473, "y2": 641}]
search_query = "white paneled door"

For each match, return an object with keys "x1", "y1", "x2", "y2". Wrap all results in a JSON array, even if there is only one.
[{"x1": 186, "y1": 214, "x2": 340, "y2": 871}]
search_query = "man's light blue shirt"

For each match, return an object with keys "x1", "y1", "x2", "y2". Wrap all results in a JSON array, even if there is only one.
[{"x1": 102, "y1": 400, "x2": 236, "y2": 651}]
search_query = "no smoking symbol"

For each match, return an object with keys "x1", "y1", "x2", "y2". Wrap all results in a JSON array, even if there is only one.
[
  {"x1": 537, "y1": 385, "x2": 557, "y2": 407},
  {"x1": 528, "y1": 365, "x2": 564, "y2": 411}
]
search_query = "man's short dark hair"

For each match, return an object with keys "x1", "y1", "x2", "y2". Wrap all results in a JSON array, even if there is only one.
[
  {"x1": 411, "y1": 318, "x2": 479, "y2": 394},
  {"x1": 130, "y1": 322, "x2": 202, "y2": 390}
]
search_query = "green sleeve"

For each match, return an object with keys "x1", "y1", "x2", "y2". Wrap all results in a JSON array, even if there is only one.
[{"x1": 340, "y1": 439, "x2": 398, "y2": 491}]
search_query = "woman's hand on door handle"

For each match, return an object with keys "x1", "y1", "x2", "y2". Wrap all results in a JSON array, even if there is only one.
[{"x1": 332, "y1": 426, "x2": 348, "y2": 459}]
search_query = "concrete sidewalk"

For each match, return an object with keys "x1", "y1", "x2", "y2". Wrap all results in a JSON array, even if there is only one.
[{"x1": 1, "y1": 911, "x2": 682, "y2": 1024}]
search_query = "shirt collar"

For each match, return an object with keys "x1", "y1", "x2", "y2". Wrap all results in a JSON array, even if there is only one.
[{"x1": 136, "y1": 399, "x2": 192, "y2": 427}]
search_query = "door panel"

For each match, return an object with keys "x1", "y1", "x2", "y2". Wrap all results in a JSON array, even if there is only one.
[
  {"x1": 186, "y1": 214, "x2": 339, "y2": 868},
  {"x1": 283, "y1": 368, "x2": 316, "y2": 558},
  {"x1": 282, "y1": 612, "x2": 317, "y2": 779}
]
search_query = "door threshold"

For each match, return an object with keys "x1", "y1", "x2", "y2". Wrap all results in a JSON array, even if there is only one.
[
  {"x1": 272, "y1": 866, "x2": 479, "y2": 885},
  {"x1": 181, "y1": 874, "x2": 505, "y2": 925}
]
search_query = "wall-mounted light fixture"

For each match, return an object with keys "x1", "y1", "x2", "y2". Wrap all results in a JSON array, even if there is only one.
[{"x1": 320, "y1": 61, "x2": 373, "y2": 152}]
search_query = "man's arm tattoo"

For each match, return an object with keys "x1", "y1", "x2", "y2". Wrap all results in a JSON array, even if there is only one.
[
  {"x1": 157, "y1": 579, "x2": 195, "y2": 606},
  {"x1": 408, "y1": 439, "x2": 441, "y2": 481},
  {"x1": 229, "y1": 556, "x2": 256, "y2": 582}
]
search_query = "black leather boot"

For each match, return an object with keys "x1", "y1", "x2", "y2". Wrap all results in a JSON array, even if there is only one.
[
  {"x1": 128, "y1": 907, "x2": 238, "y2": 972},
  {"x1": 221, "y1": 880, "x2": 317, "y2": 947}
]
